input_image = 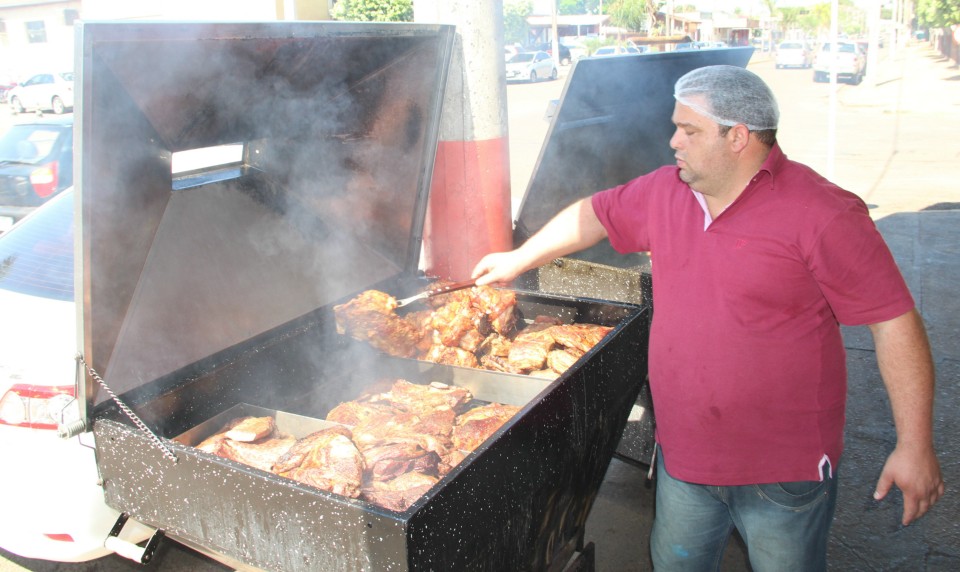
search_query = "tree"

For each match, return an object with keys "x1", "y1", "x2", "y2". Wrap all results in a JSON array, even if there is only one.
[
  {"x1": 916, "y1": 0, "x2": 960, "y2": 28},
  {"x1": 607, "y1": 0, "x2": 656, "y2": 34},
  {"x1": 330, "y1": 0, "x2": 413, "y2": 22},
  {"x1": 504, "y1": 0, "x2": 534, "y2": 46}
]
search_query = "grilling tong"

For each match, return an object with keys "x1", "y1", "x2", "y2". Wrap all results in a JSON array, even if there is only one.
[{"x1": 396, "y1": 279, "x2": 477, "y2": 307}]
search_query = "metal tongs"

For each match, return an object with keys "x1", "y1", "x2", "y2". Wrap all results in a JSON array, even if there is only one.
[{"x1": 396, "y1": 279, "x2": 477, "y2": 308}]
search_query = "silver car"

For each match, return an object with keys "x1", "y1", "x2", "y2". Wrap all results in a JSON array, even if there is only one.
[
  {"x1": 8, "y1": 72, "x2": 75, "y2": 115},
  {"x1": 505, "y1": 51, "x2": 557, "y2": 83},
  {"x1": 775, "y1": 41, "x2": 813, "y2": 69}
]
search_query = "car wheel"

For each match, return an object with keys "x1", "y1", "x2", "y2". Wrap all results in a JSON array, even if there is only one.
[
  {"x1": 550, "y1": 68, "x2": 558, "y2": 81},
  {"x1": 51, "y1": 96, "x2": 66, "y2": 114},
  {"x1": 529, "y1": 71, "x2": 538, "y2": 83},
  {"x1": 9, "y1": 96, "x2": 23, "y2": 114}
]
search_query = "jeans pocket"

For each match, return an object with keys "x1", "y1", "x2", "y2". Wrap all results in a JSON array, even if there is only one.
[{"x1": 754, "y1": 479, "x2": 828, "y2": 511}]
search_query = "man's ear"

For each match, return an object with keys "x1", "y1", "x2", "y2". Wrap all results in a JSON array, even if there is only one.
[{"x1": 729, "y1": 124, "x2": 751, "y2": 152}]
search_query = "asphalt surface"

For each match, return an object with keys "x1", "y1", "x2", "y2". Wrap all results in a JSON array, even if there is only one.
[{"x1": 2, "y1": 42, "x2": 958, "y2": 572}]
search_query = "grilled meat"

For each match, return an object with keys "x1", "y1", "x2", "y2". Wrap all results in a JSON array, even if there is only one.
[
  {"x1": 421, "y1": 344, "x2": 480, "y2": 368},
  {"x1": 384, "y1": 380, "x2": 473, "y2": 414},
  {"x1": 548, "y1": 323, "x2": 613, "y2": 353},
  {"x1": 506, "y1": 327, "x2": 557, "y2": 373},
  {"x1": 362, "y1": 441, "x2": 440, "y2": 481},
  {"x1": 333, "y1": 289, "x2": 422, "y2": 357},
  {"x1": 546, "y1": 348, "x2": 584, "y2": 375},
  {"x1": 220, "y1": 436, "x2": 297, "y2": 472},
  {"x1": 273, "y1": 426, "x2": 364, "y2": 498},
  {"x1": 362, "y1": 471, "x2": 439, "y2": 512},
  {"x1": 453, "y1": 403, "x2": 521, "y2": 452},
  {"x1": 224, "y1": 416, "x2": 276, "y2": 442}
]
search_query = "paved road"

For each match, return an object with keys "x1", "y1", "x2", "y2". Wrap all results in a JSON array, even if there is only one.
[{"x1": 4, "y1": 42, "x2": 958, "y2": 571}]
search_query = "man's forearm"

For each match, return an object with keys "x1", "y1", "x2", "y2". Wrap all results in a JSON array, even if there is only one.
[
  {"x1": 868, "y1": 308, "x2": 936, "y2": 448},
  {"x1": 515, "y1": 197, "x2": 609, "y2": 270}
]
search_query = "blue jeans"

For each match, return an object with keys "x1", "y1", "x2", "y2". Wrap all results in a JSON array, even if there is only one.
[{"x1": 651, "y1": 452, "x2": 839, "y2": 572}]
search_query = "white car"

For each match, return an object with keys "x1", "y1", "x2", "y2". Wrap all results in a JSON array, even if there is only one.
[
  {"x1": 813, "y1": 41, "x2": 865, "y2": 84},
  {"x1": 775, "y1": 41, "x2": 813, "y2": 69},
  {"x1": 505, "y1": 51, "x2": 557, "y2": 83},
  {"x1": 591, "y1": 45, "x2": 643, "y2": 57},
  {"x1": 7, "y1": 72, "x2": 75, "y2": 115},
  {"x1": 0, "y1": 189, "x2": 152, "y2": 562}
]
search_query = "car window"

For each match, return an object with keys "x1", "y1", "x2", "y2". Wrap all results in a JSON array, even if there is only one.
[
  {"x1": 781, "y1": 43, "x2": 802, "y2": 50},
  {"x1": 509, "y1": 53, "x2": 534, "y2": 63},
  {"x1": 59, "y1": 72, "x2": 74, "y2": 81},
  {"x1": 0, "y1": 124, "x2": 66, "y2": 164},
  {"x1": 0, "y1": 189, "x2": 74, "y2": 301},
  {"x1": 838, "y1": 43, "x2": 856, "y2": 53}
]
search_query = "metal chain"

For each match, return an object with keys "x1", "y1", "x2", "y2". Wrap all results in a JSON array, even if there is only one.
[{"x1": 76, "y1": 353, "x2": 178, "y2": 464}]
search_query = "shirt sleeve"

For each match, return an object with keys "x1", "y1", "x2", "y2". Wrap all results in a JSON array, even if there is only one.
[
  {"x1": 591, "y1": 176, "x2": 654, "y2": 254},
  {"x1": 808, "y1": 206, "x2": 915, "y2": 326}
]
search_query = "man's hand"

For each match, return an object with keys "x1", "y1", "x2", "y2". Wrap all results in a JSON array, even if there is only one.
[
  {"x1": 471, "y1": 250, "x2": 529, "y2": 287},
  {"x1": 869, "y1": 309, "x2": 945, "y2": 526},
  {"x1": 874, "y1": 443, "x2": 944, "y2": 526}
]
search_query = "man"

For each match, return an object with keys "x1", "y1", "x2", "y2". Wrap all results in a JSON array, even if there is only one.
[{"x1": 471, "y1": 65, "x2": 943, "y2": 570}]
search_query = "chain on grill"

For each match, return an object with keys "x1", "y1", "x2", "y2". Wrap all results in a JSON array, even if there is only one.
[{"x1": 76, "y1": 353, "x2": 178, "y2": 463}]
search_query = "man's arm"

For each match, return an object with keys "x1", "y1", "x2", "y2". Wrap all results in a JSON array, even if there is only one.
[
  {"x1": 472, "y1": 197, "x2": 608, "y2": 286},
  {"x1": 868, "y1": 308, "x2": 945, "y2": 525}
]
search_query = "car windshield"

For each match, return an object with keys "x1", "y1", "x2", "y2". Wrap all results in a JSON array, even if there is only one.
[
  {"x1": 0, "y1": 124, "x2": 65, "y2": 164},
  {"x1": 780, "y1": 43, "x2": 803, "y2": 50},
  {"x1": 595, "y1": 48, "x2": 614, "y2": 55},
  {"x1": 58, "y1": 72, "x2": 74, "y2": 81},
  {"x1": 0, "y1": 189, "x2": 74, "y2": 301},
  {"x1": 822, "y1": 43, "x2": 856, "y2": 53},
  {"x1": 509, "y1": 53, "x2": 535, "y2": 63}
]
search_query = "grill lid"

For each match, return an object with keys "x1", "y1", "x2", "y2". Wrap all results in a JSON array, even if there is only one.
[
  {"x1": 76, "y1": 22, "x2": 455, "y2": 415},
  {"x1": 514, "y1": 47, "x2": 754, "y2": 268}
]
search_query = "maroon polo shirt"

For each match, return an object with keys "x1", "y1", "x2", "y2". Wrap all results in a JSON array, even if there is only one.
[{"x1": 591, "y1": 144, "x2": 914, "y2": 485}]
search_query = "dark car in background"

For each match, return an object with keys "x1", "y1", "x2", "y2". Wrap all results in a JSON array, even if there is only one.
[
  {"x1": 530, "y1": 42, "x2": 572, "y2": 65},
  {"x1": 0, "y1": 116, "x2": 73, "y2": 232}
]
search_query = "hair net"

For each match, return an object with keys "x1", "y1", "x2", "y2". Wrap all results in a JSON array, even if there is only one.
[{"x1": 674, "y1": 65, "x2": 779, "y2": 131}]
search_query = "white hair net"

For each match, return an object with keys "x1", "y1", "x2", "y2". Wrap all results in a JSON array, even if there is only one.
[{"x1": 674, "y1": 65, "x2": 779, "y2": 131}]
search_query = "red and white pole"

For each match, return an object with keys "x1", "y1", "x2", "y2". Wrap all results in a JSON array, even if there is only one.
[{"x1": 415, "y1": 0, "x2": 512, "y2": 281}]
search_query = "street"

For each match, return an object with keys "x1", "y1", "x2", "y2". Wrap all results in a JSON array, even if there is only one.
[{"x1": 5, "y1": 42, "x2": 959, "y2": 571}]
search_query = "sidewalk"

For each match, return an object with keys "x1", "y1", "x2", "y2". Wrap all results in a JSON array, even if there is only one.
[{"x1": 585, "y1": 43, "x2": 960, "y2": 571}]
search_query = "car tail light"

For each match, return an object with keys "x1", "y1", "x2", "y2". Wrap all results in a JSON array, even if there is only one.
[
  {"x1": 0, "y1": 384, "x2": 77, "y2": 429},
  {"x1": 30, "y1": 161, "x2": 60, "y2": 198}
]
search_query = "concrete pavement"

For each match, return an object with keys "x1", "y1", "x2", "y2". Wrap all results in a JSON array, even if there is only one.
[{"x1": 585, "y1": 43, "x2": 960, "y2": 571}]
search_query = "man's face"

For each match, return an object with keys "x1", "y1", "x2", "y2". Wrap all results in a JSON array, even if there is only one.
[{"x1": 669, "y1": 96, "x2": 735, "y2": 196}]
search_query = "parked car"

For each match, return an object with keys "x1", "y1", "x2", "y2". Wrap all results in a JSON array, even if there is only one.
[
  {"x1": 813, "y1": 41, "x2": 865, "y2": 84},
  {"x1": 530, "y1": 42, "x2": 572, "y2": 65},
  {"x1": 0, "y1": 189, "x2": 154, "y2": 562},
  {"x1": 7, "y1": 72, "x2": 74, "y2": 115},
  {"x1": 505, "y1": 51, "x2": 557, "y2": 83},
  {"x1": 0, "y1": 76, "x2": 17, "y2": 104},
  {"x1": 775, "y1": 41, "x2": 813, "y2": 69},
  {"x1": 591, "y1": 45, "x2": 642, "y2": 57},
  {"x1": 0, "y1": 116, "x2": 73, "y2": 232}
]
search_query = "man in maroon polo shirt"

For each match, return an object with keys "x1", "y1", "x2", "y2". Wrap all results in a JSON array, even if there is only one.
[{"x1": 471, "y1": 65, "x2": 943, "y2": 570}]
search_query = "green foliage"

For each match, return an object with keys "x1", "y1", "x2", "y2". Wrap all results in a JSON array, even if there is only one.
[
  {"x1": 607, "y1": 0, "x2": 651, "y2": 33},
  {"x1": 504, "y1": 0, "x2": 533, "y2": 46},
  {"x1": 559, "y1": 0, "x2": 587, "y2": 15},
  {"x1": 330, "y1": 0, "x2": 413, "y2": 22},
  {"x1": 916, "y1": 0, "x2": 960, "y2": 28}
]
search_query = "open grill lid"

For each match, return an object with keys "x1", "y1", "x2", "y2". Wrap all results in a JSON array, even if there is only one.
[
  {"x1": 75, "y1": 22, "x2": 455, "y2": 417},
  {"x1": 514, "y1": 47, "x2": 755, "y2": 268}
]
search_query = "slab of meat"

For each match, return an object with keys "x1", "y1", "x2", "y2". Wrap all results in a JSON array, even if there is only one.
[
  {"x1": 547, "y1": 323, "x2": 613, "y2": 353},
  {"x1": 383, "y1": 380, "x2": 473, "y2": 414},
  {"x1": 220, "y1": 436, "x2": 297, "y2": 472},
  {"x1": 325, "y1": 401, "x2": 401, "y2": 427},
  {"x1": 333, "y1": 290, "x2": 422, "y2": 358},
  {"x1": 421, "y1": 344, "x2": 480, "y2": 368},
  {"x1": 273, "y1": 426, "x2": 364, "y2": 498},
  {"x1": 224, "y1": 416, "x2": 276, "y2": 442},
  {"x1": 506, "y1": 327, "x2": 557, "y2": 373},
  {"x1": 362, "y1": 441, "x2": 440, "y2": 482},
  {"x1": 452, "y1": 403, "x2": 521, "y2": 452},
  {"x1": 546, "y1": 348, "x2": 584, "y2": 375},
  {"x1": 362, "y1": 471, "x2": 439, "y2": 512},
  {"x1": 473, "y1": 285, "x2": 518, "y2": 336}
]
